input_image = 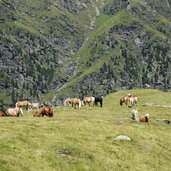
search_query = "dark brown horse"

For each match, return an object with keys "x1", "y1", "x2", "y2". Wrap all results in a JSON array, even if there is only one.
[
  {"x1": 40, "y1": 105, "x2": 53, "y2": 117},
  {"x1": 0, "y1": 110, "x2": 8, "y2": 117},
  {"x1": 120, "y1": 96, "x2": 128, "y2": 106},
  {"x1": 94, "y1": 96, "x2": 103, "y2": 107}
]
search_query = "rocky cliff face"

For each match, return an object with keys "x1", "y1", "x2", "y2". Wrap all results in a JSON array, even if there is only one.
[{"x1": 0, "y1": 0, "x2": 171, "y2": 105}]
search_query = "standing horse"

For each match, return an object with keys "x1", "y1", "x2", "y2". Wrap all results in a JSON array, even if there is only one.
[
  {"x1": 82, "y1": 96, "x2": 95, "y2": 106},
  {"x1": 94, "y1": 96, "x2": 103, "y2": 107},
  {"x1": 29, "y1": 102, "x2": 43, "y2": 112},
  {"x1": 64, "y1": 98, "x2": 82, "y2": 110},
  {"x1": 120, "y1": 96, "x2": 128, "y2": 106},
  {"x1": 16, "y1": 100, "x2": 32, "y2": 114},
  {"x1": 127, "y1": 94, "x2": 138, "y2": 108},
  {"x1": 64, "y1": 98, "x2": 73, "y2": 107}
]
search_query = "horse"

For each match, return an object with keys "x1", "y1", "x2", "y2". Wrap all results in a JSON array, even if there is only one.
[
  {"x1": 64, "y1": 98, "x2": 73, "y2": 107},
  {"x1": 131, "y1": 109, "x2": 150, "y2": 122},
  {"x1": 6, "y1": 107, "x2": 22, "y2": 117},
  {"x1": 29, "y1": 102, "x2": 43, "y2": 112},
  {"x1": 64, "y1": 98, "x2": 82, "y2": 109},
  {"x1": 131, "y1": 109, "x2": 139, "y2": 121},
  {"x1": 82, "y1": 96, "x2": 95, "y2": 106},
  {"x1": 139, "y1": 113, "x2": 150, "y2": 122},
  {"x1": 0, "y1": 110, "x2": 8, "y2": 117},
  {"x1": 33, "y1": 111, "x2": 42, "y2": 117},
  {"x1": 15, "y1": 100, "x2": 32, "y2": 114},
  {"x1": 40, "y1": 105, "x2": 53, "y2": 117},
  {"x1": 71, "y1": 98, "x2": 82, "y2": 110},
  {"x1": 94, "y1": 96, "x2": 103, "y2": 107},
  {"x1": 120, "y1": 96, "x2": 128, "y2": 106},
  {"x1": 127, "y1": 94, "x2": 138, "y2": 108}
]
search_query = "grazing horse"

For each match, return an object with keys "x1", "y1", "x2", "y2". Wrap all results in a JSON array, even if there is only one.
[
  {"x1": 120, "y1": 96, "x2": 128, "y2": 106},
  {"x1": 64, "y1": 98, "x2": 73, "y2": 107},
  {"x1": 127, "y1": 94, "x2": 138, "y2": 108},
  {"x1": 64, "y1": 98, "x2": 82, "y2": 109},
  {"x1": 29, "y1": 102, "x2": 43, "y2": 112},
  {"x1": 0, "y1": 110, "x2": 8, "y2": 117},
  {"x1": 71, "y1": 98, "x2": 82, "y2": 110},
  {"x1": 82, "y1": 96, "x2": 95, "y2": 106},
  {"x1": 6, "y1": 107, "x2": 22, "y2": 117},
  {"x1": 94, "y1": 96, "x2": 103, "y2": 107},
  {"x1": 16, "y1": 100, "x2": 32, "y2": 114}
]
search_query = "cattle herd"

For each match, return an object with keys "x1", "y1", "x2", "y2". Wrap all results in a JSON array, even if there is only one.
[{"x1": 0, "y1": 94, "x2": 149, "y2": 122}]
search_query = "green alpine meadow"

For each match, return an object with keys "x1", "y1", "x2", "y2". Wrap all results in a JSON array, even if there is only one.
[
  {"x1": 0, "y1": 89, "x2": 171, "y2": 171},
  {"x1": 0, "y1": 0, "x2": 171, "y2": 170}
]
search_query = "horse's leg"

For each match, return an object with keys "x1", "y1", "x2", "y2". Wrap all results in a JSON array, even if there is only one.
[
  {"x1": 100, "y1": 100, "x2": 103, "y2": 107},
  {"x1": 20, "y1": 108, "x2": 24, "y2": 116}
]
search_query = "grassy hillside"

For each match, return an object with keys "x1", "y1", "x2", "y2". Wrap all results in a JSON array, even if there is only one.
[{"x1": 0, "y1": 89, "x2": 171, "y2": 171}]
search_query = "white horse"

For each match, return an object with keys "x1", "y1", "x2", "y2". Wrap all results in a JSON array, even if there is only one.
[{"x1": 29, "y1": 102, "x2": 43, "y2": 112}]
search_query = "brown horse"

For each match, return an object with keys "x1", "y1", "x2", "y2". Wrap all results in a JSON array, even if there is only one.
[
  {"x1": 139, "y1": 113, "x2": 150, "y2": 122},
  {"x1": 16, "y1": 100, "x2": 32, "y2": 114},
  {"x1": 120, "y1": 96, "x2": 128, "y2": 106},
  {"x1": 40, "y1": 105, "x2": 53, "y2": 117},
  {"x1": 33, "y1": 111, "x2": 42, "y2": 117},
  {"x1": 82, "y1": 96, "x2": 95, "y2": 106},
  {"x1": 0, "y1": 110, "x2": 8, "y2": 117}
]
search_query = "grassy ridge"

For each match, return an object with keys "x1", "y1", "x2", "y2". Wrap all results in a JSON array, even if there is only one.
[{"x1": 0, "y1": 89, "x2": 171, "y2": 171}]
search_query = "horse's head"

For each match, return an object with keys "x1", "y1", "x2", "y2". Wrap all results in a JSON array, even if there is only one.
[{"x1": 145, "y1": 113, "x2": 150, "y2": 119}]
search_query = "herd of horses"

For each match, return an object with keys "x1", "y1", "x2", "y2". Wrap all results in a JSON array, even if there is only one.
[
  {"x1": 0, "y1": 93, "x2": 149, "y2": 122},
  {"x1": 0, "y1": 96, "x2": 103, "y2": 117},
  {"x1": 64, "y1": 96, "x2": 103, "y2": 109}
]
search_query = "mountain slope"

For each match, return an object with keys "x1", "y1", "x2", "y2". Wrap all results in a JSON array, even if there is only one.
[{"x1": 0, "y1": 0, "x2": 171, "y2": 106}]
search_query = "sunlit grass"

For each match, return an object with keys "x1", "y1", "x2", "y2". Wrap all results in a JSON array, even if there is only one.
[{"x1": 0, "y1": 89, "x2": 171, "y2": 171}]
